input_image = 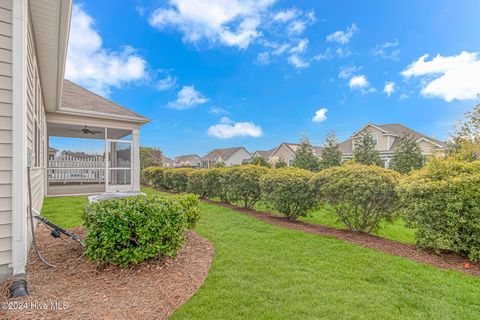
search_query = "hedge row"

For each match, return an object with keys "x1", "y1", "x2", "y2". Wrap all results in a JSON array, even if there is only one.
[
  {"x1": 144, "y1": 159, "x2": 480, "y2": 262},
  {"x1": 143, "y1": 164, "x2": 399, "y2": 229}
]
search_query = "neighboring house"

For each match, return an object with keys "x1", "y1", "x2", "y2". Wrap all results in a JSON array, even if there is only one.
[
  {"x1": 338, "y1": 123, "x2": 446, "y2": 166},
  {"x1": 161, "y1": 155, "x2": 174, "y2": 167},
  {"x1": 0, "y1": 1, "x2": 149, "y2": 281},
  {"x1": 48, "y1": 147, "x2": 58, "y2": 160},
  {"x1": 250, "y1": 148, "x2": 275, "y2": 161},
  {"x1": 269, "y1": 143, "x2": 322, "y2": 166},
  {"x1": 201, "y1": 147, "x2": 251, "y2": 168},
  {"x1": 174, "y1": 154, "x2": 202, "y2": 167}
]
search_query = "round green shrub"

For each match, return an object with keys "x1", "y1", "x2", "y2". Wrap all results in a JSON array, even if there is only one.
[
  {"x1": 203, "y1": 168, "x2": 228, "y2": 201},
  {"x1": 223, "y1": 165, "x2": 270, "y2": 208},
  {"x1": 260, "y1": 167, "x2": 316, "y2": 220},
  {"x1": 83, "y1": 194, "x2": 200, "y2": 267},
  {"x1": 186, "y1": 170, "x2": 207, "y2": 197},
  {"x1": 150, "y1": 167, "x2": 167, "y2": 189},
  {"x1": 313, "y1": 163, "x2": 400, "y2": 233},
  {"x1": 165, "y1": 168, "x2": 195, "y2": 192},
  {"x1": 402, "y1": 159, "x2": 480, "y2": 262}
]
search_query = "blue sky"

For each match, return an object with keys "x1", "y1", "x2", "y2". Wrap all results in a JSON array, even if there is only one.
[{"x1": 54, "y1": 0, "x2": 480, "y2": 157}]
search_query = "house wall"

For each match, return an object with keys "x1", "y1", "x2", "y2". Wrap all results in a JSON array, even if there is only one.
[
  {"x1": 270, "y1": 145, "x2": 294, "y2": 165},
  {"x1": 0, "y1": 0, "x2": 12, "y2": 278},
  {"x1": 225, "y1": 149, "x2": 251, "y2": 166},
  {"x1": 418, "y1": 140, "x2": 436, "y2": 155},
  {"x1": 357, "y1": 126, "x2": 390, "y2": 151},
  {"x1": 26, "y1": 9, "x2": 46, "y2": 220}
]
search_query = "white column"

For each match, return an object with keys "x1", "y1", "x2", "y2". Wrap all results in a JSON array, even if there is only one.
[
  {"x1": 132, "y1": 129, "x2": 140, "y2": 192},
  {"x1": 104, "y1": 128, "x2": 108, "y2": 192},
  {"x1": 11, "y1": 0, "x2": 28, "y2": 275}
]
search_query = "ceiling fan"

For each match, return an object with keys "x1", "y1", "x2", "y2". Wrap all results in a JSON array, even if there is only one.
[{"x1": 69, "y1": 126, "x2": 103, "y2": 135}]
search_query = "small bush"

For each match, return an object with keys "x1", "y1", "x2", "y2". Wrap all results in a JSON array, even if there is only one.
[
  {"x1": 165, "y1": 168, "x2": 195, "y2": 192},
  {"x1": 150, "y1": 167, "x2": 167, "y2": 189},
  {"x1": 141, "y1": 167, "x2": 157, "y2": 185},
  {"x1": 203, "y1": 168, "x2": 228, "y2": 201},
  {"x1": 83, "y1": 194, "x2": 200, "y2": 267},
  {"x1": 314, "y1": 164, "x2": 400, "y2": 233},
  {"x1": 186, "y1": 170, "x2": 207, "y2": 197},
  {"x1": 224, "y1": 165, "x2": 270, "y2": 208},
  {"x1": 402, "y1": 159, "x2": 480, "y2": 261},
  {"x1": 261, "y1": 168, "x2": 316, "y2": 220}
]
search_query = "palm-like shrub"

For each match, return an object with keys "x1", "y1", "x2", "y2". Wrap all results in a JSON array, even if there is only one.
[
  {"x1": 261, "y1": 168, "x2": 316, "y2": 220},
  {"x1": 313, "y1": 163, "x2": 400, "y2": 233}
]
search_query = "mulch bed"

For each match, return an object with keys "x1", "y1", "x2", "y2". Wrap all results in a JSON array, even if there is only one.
[
  {"x1": 1, "y1": 225, "x2": 214, "y2": 320},
  {"x1": 203, "y1": 199, "x2": 480, "y2": 277}
]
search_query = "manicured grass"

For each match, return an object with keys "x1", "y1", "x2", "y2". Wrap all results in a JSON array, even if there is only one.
[
  {"x1": 41, "y1": 195, "x2": 88, "y2": 228},
  {"x1": 42, "y1": 188, "x2": 480, "y2": 319},
  {"x1": 302, "y1": 207, "x2": 417, "y2": 244},
  {"x1": 251, "y1": 201, "x2": 416, "y2": 244}
]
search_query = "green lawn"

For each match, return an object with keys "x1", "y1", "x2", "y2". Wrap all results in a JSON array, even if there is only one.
[
  {"x1": 251, "y1": 201, "x2": 416, "y2": 244},
  {"x1": 42, "y1": 195, "x2": 88, "y2": 228},
  {"x1": 42, "y1": 188, "x2": 480, "y2": 319},
  {"x1": 302, "y1": 207, "x2": 417, "y2": 244}
]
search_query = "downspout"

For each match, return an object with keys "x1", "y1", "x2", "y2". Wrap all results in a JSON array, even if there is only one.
[{"x1": 11, "y1": 0, "x2": 29, "y2": 296}]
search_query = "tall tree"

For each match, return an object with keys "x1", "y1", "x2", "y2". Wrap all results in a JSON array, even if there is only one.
[
  {"x1": 140, "y1": 146, "x2": 163, "y2": 170},
  {"x1": 319, "y1": 131, "x2": 342, "y2": 169},
  {"x1": 292, "y1": 136, "x2": 320, "y2": 171},
  {"x1": 353, "y1": 132, "x2": 384, "y2": 166},
  {"x1": 448, "y1": 102, "x2": 480, "y2": 161},
  {"x1": 389, "y1": 135, "x2": 425, "y2": 174}
]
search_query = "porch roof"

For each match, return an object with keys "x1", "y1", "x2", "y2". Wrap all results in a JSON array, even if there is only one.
[{"x1": 58, "y1": 80, "x2": 150, "y2": 124}]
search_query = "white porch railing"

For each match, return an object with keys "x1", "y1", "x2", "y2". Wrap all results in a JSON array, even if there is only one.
[
  {"x1": 48, "y1": 168, "x2": 106, "y2": 184},
  {"x1": 48, "y1": 154, "x2": 105, "y2": 184}
]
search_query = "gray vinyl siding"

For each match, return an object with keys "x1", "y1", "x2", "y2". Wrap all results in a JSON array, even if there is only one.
[
  {"x1": 25, "y1": 4, "x2": 46, "y2": 248},
  {"x1": 0, "y1": 0, "x2": 12, "y2": 272}
]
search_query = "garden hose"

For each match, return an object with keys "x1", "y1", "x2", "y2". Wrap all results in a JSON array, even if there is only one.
[{"x1": 28, "y1": 167, "x2": 56, "y2": 268}]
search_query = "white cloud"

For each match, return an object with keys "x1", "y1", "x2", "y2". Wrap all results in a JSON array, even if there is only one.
[
  {"x1": 273, "y1": 8, "x2": 298, "y2": 22},
  {"x1": 288, "y1": 55, "x2": 310, "y2": 69},
  {"x1": 287, "y1": 20, "x2": 306, "y2": 35},
  {"x1": 156, "y1": 75, "x2": 177, "y2": 91},
  {"x1": 65, "y1": 5, "x2": 148, "y2": 97},
  {"x1": 338, "y1": 65, "x2": 362, "y2": 79},
  {"x1": 209, "y1": 106, "x2": 229, "y2": 115},
  {"x1": 326, "y1": 23, "x2": 358, "y2": 44},
  {"x1": 402, "y1": 51, "x2": 480, "y2": 102},
  {"x1": 349, "y1": 75, "x2": 369, "y2": 89},
  {"x1": 149, "y1": 0, "x2": 275, "y2": 49},
  {"x1": 289, "y1": 39, "x2": 308, "y2": 54},
  {"x1": 207, "y1": 117, "x2": 263, "y2": 139},
  {"x1": 373, "y1": 39, "x2": 400, "y2": 60},
  {"x1": 312, "y1": 108, "x2": 328, "y2": 123},
  {"x1": 167, "y1": 85, "x2": 208, "y2": 109},
  {"x1": 383, "y1": 81, "x2": 395, "y2": 97}
]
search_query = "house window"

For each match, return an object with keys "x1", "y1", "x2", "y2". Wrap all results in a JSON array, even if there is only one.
[{"x1": 371, "y1": 133, "x2": 379, "y2": 147}]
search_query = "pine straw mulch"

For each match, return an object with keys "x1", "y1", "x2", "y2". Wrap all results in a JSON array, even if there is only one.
[
  {"x1": 1, "y1": 225, "x2": 214, "y2": 320},
  {"x1": 203, "y1": 199, "x2": 480, "y2": 277}
]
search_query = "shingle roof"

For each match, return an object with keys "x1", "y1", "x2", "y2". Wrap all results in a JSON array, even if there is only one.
[
  {"x1": 275, "y1": 143, "x2": 322, "y2": 157},
  {"x1": 338, "y1": 123, "x2": 446, "y2": 154},
  {"x1": 252, "y1": 148, "x2": 275, "y2": 159},
  {"x1": 175, "y1": 154, "x2": 201, "y2": 162},
  {"x1": 202, "y1": 147, "x2": 249, "y2": 161},
  {"x1": 60, "y1": 80, "x2": 149, "y2": 123},
  {"x1": 162, "y1": 155, "x2": 174, "y2": 164}
]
